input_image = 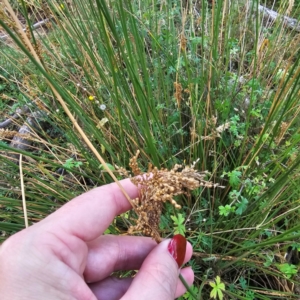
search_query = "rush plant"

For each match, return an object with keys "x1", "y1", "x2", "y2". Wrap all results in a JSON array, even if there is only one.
[{"x1": 1, "y1": 0, "x2": 300, "y2": 298}]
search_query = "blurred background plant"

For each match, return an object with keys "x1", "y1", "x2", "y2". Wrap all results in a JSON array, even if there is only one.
[{"x1": 1, "y1": 0, "x2": 300, "y2": 298}]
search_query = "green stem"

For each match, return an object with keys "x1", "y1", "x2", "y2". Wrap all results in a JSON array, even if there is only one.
[{"x1": 179, "y1": 273, "x2": 197, "y2": 300}]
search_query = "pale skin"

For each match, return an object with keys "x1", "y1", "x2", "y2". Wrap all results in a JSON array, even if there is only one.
[{"x1": 0, "y1": 178, "x2": 194, "y2": 300}]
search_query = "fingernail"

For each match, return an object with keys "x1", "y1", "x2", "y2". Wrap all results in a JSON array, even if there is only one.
[{"x1": 167, "y1": 234, "x2": 187, "y2": 267}]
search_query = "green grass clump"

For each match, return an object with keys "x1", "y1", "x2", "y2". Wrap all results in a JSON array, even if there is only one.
[{"x1": 1, "y1": 0, "x2": 300, "y2": 298}]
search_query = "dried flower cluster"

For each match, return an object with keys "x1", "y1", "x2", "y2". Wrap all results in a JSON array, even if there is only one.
[
  {"x1": 128, "y1": 151, "x2": 222, "y2": 242},
  {"x1": 0, "y1": 129, "x2": 31, "y2": 140},
  {"x1": 201, "y1": 117, "x2": 230, "y2": 141},
  {"x1": 174, "y1": 82, "x2": 182, "y2": 107}
]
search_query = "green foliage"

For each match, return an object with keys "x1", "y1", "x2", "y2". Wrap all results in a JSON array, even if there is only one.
[
  {"x1": 171, "y1": 213, "x2": 186, "y2": 235},
  {"x1": 239, "y1": 276, "x2": 247, "y2": 290},
  {"x1": 219, "y1": 204, "x2": 235, "y2": 217},
  {"x1": 228, "y1": 170, "x2": 242, "y2": 188},
  {"x1": 277, "y1": 263, "x2": 298, "y2": 279},
  {"x1": 221, "y1": 167, "x2": 248, "y2": 189},
  {"x1": 63, "y1": 158, "x2": 83, "y2": 170},
  {"x1": 179, "y1": 285, "x2": 199, "y2": 300},
  {"x1": 210, "y1": 276, "x2": 225, "y2": 300},
  {"x1": 99, "y1": 163, "x2": 115, "y2": 171},
  {"x1": 245, "y1": 290, "x2": 255, "y2": 300},
  {"x1": 234, "y1": 195, "x2": 248, "y2": 216}
]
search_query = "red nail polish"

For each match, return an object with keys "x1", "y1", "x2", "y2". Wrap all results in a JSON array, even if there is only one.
[{"x1": 167, "y1": 234, "x2": 187, "y2": 267}]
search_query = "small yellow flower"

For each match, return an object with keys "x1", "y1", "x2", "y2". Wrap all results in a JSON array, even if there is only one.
[
  {"x1": 60, "y1": 4, "x2": 64, "y2": 9},
  {"x1": 88, "y1": 95, "x2": 94, "y2": 101}
]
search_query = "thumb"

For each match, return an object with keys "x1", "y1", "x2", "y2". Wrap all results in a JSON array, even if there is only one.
[{"x1": 122, "y1": 235, "x2": 193, "y2": 300}]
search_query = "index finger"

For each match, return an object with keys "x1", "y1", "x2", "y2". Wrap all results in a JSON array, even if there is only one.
[{"x1": 39, "y1": 178, "x2": 138, "y2": 241}]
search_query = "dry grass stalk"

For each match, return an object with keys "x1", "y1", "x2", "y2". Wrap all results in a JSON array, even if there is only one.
[
  {"x1": 128, "y1": 150, "x2": 223, "y2": 242},
  {"x1": 275, "y1": 121, "x2": 289, "y2": 145},
  {"x1": 174, "y1": 82, "x2": 182, "y2": 108},
  {"x1": 286, "y1": 0, "x2": 294, "y2": 16},
  {"x1": 180, "y1": 33, "x2": 187, "y2": 52}
]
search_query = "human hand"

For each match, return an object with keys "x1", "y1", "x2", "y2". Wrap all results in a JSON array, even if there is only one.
[{"x1": 0, "y1": 178, "x2": 194, "y2": 299}]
